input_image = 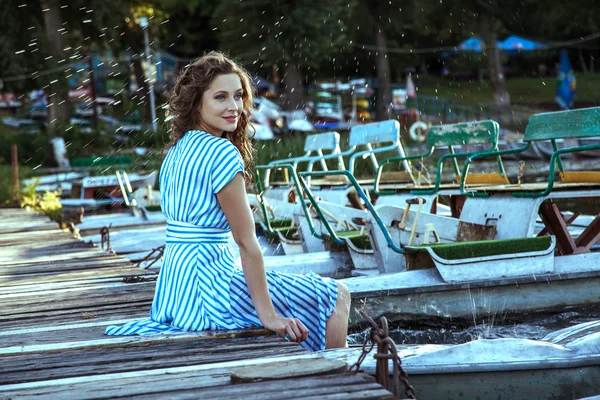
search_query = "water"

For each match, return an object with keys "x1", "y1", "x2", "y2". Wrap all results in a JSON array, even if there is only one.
[{"x1": 348, "y1": 305, "x2": 600, "y2": 346}]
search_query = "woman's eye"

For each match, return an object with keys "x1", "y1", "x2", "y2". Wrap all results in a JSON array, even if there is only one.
[
  {"x1": 234, "y1": 93, "x2": 243, "y2": 100},
  {"x1": 215, "y1": 94, "x2": 225, "y2": 100}
]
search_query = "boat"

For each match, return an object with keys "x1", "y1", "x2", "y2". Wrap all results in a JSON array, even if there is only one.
[
  {"x1": 320, "y1": 319, "x2": 600, "y2": 400},
  {"x1": 60, "y1": 171, "x2": 157, "y2": 211},
  {"x1": 22, "y1": 171, "x2": 85, "y2": 194}
]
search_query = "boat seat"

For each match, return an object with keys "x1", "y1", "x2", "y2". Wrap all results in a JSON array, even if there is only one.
[
  {"x1": 309, "y1": 171, "x2": 415, "y2": 188},
  {"x1": 330, "y1": 230, "x2": 371, "y2": 250},
  {"x1": 404, "y1": 236, "x2": 553, "y2": 270},
  {"x1": 470, "y1": 182, "x2": 600, "y2": 193},
  {"x1": 460, "y1": 107, "x2": 600, "y2": 198},
  {"x1": 559, "y1": 171, "x2": 600, "y2": 184},
  {"x1": 375, "y1": 120, "x2": 507, "y2": 196},
  {"x1": 406, "y1": 235, "x2": 552, "y2": 259}
]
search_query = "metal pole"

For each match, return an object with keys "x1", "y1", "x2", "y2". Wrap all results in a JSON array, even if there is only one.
[
  {"x1": 140, "y1": 17, "x2": 158, "y2": 132},
  {"x1": 11, "y1": 144, "x2": 19, "y2": 203}
]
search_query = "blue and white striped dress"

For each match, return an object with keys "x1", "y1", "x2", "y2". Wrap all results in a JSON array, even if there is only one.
[{"x1": 106, "y1": 130, "x2": 339, "y2": 351}]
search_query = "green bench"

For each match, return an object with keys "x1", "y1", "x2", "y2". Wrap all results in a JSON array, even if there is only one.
[
  {"x1": 460, "y1": 107, "x2": 600, "y2": 198},
  {"x1": 71, "y1": 155, "x2": 132, "y2": 168},
  {"x1": 374, "y1": 120, "x2": 509, "y2": 195}
]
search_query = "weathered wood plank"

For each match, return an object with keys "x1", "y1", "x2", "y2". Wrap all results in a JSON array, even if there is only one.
[
  {"x1": 126, "y1": 374, "x2": 389, "y2": 400},
  {"x1": 0, "y1": 248, "x2": 117, "y2": 267},
  {"x1": 231, "y1": 358, "x2": 348, "y2": 383},
  {"x1": 0, "y1": 308, "x2": 148, "y2": 331},
  {"x1": 0, "y1": 269, "x2": 155, "y2": 293},
  {"x1": 0, "y1": 368, "x2": 387, "y2": 400},
  {"x1": 0, "y1": 256, "x2": 132, "y2": 275},
  {"x1": 1, "y1": 338, "x2": 301, "y2": 384},
  {"x1": 0, "y1": 354, "x2": 326, "y2": 398},
  {"x1": 0, "y1": 327, "x2": 276, "y2": 357},
  {"x1": 0, "y1": 282, "x2": 155, "y2": 318},
  {"x1": 0, "y1": 319, "x2": 272, "y2": 349}
]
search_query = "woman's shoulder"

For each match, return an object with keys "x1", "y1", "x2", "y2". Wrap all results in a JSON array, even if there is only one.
[{"x1": 183, "y1": 130, "x2": 240, "y2": 159}]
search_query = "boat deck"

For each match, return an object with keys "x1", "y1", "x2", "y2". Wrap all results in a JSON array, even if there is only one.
[{"x1": 0, "y1": 209, "x2": 394, "y2": 399}]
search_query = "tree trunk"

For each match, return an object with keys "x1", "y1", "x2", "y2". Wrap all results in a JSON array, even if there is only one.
[
  {"x1": 578, "y1": 49, "x2": 589, "y2": 73},
  {"x1": 375, "y1": 24, "x2": 392, "y2": 121},
  {"x1": 282, "y1": 62, "x2": 304, "y2": 111},
  {"x1": 478, "y1": 12, "x2": 510, "y2": 107},
  {"x1": 40, "y1": 0, "x2": 70, "y2": 129},
  {"x1": 123, "y1": 27, "x2": 150, "y2": 121}
]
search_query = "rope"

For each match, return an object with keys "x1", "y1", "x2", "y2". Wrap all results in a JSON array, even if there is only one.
[{"x1": 354, "y1": 31, "x2": 600, "y2": 55}]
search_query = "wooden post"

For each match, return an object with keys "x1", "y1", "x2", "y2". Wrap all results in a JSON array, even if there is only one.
[
  {"x1": 88, "y1": 57, "x2": 99, "y2": 128},
  {"x1": 11, "y1": 144, "x2": 19, "y2": 203}
]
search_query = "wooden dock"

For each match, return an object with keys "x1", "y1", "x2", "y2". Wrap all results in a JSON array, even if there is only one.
[{"x1": 0, "y1": 208, "x2": 396, "y2": 399}]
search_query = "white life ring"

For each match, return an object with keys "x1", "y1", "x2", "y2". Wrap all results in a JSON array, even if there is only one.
[{"x1": 409, "y1": 121, "x2": 428, "y2": 142}]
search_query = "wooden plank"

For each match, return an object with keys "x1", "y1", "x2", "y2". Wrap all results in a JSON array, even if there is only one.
[
  {"x1": 0, "y1": 352, "x2": 322, "y2": 394},
  {"x1": 0, "y1": 275, "x2": 155, "y2": 295},
  {"x1": 1, "y1": 338, "x2": 301, "y2": 384},
  {"x1": 0, "y1": 319, "x2": 267, "y2": 348},
  {"x1": 0, "y1": 327, "x2": 275, "y2": 356},
  {"x1": 0, "y1": 268, "x2": 153, "y2": 291},
  {"x1": 539, "y1": 202, "x2": 577, "y2": 255},
  {"x1": 0, "y1": 283, "x2": 156, "y2": 318},
  {"x1": 0, "y1": 308, "x2": 148, "y2": 331},
  {"x1": 574, "y1": 213, "x2": 600, "y2": 250},
  {"x1": 128, "y1": 374, "x2": 390, "y2": 400},
  {"x1": 24, "y1": 374, "x2": 384, "y2": 400},
  {"x1": 0, "y1": 248, "x2": 116, "y2": 267},
  {"x1": 0, "y1": 256, "x2": 131, "y2": 275},
  {"x1": 230, "y1": 358, "x2": 348, "y2": 383}
]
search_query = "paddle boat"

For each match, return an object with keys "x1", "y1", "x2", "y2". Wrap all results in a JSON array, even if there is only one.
[
  {"x1": 337, "y1": 107, "x2": 600, "y2": 325},
  {"x1": 320, "y1": 319, "x2": 600, "y2": 400},
  {"x1": 61, "y1": 170, "x2": 157, "y2": 211},
  {"x1": 251, "y1": 108, "x2": 600, "y2": 327},
  {"x1": 256, "y1": 118, "x2": 511, "y2": 275}
]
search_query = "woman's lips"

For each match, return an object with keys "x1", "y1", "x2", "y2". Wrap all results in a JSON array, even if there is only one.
[{"x1": 223, "y1": 116, "x2": 237, "y2": 123}]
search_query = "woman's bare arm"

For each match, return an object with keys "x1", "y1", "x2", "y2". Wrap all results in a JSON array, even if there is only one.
[{"x1": 216, "y1": 173, "x2": 308, "y2": 343}]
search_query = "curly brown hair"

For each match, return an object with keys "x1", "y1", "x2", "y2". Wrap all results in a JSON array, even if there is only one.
[{"x1": 165, "y1": 51, "x2": 255, "y2": 182}]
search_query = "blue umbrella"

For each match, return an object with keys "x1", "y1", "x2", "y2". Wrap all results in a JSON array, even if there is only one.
[
  {"x1": 499, "y1": 35, "x2": 546, "y2": 52},
  {"x1": 556, "y1": 49, "x2": 576, "y2": 110},
  {"x1": 458, "y1": 37, "x2": 485, "y2": 52}
]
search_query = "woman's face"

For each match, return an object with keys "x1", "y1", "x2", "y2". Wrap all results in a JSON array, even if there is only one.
[{"x1": 198, "y1": 73, "x2": 243, "y2": 136}]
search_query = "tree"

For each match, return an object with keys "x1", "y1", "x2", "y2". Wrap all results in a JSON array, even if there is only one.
[
  {"x1": 39, "y1": 0, "x2": 71, "y2": 127},
  {"x1": 415, "y1": 0, "x2": 512, "y2": 107},
  {"x1": 477, "y1": 7, "x2": 510, "y2": 107},
  {"x1": 213, "y1": 0, "x2": 355, "y2": 110}
]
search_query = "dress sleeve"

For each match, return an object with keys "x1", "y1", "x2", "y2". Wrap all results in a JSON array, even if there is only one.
[{"x1": 210, "y1": 140, "x2": 245, "y2": 194}]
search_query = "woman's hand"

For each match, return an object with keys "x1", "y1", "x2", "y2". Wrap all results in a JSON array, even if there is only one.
[{"x1": 261, "y1": 314, "x2": 309, "y2": 343}]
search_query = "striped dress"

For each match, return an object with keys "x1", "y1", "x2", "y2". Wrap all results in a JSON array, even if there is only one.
[{"x1": 105, "y1": 130, "x2": 339, "y2": 351}]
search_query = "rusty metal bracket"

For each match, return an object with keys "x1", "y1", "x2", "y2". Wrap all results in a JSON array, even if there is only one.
[
  {"x1": 99, "y1": 225, "x2": 112, "y2": 252},
  {"x1": 134, "y1": 245, "x2": 165, "y2": 270},
  {"x1": 349, "y1": 311, "x2": 416, "y2": 399}
]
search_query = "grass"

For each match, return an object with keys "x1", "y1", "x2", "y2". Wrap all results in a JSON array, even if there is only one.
[
  {"x1": 414, "y1": 73, "x2": 600, "y2": 108},
  {"x1": 0, "y1": 164, "x2": 33, "y2": 206},
  {"x1": 407, "y1": 236, "x2": 552, "y2": 261}
]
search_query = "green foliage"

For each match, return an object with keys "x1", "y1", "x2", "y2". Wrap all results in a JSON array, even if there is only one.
[
  {"x1": 213, "y1": 0, "x2": 355, "y2": 67},
  {"x1": 20, "y1": 179, "x2": 63, "y2": 221}
]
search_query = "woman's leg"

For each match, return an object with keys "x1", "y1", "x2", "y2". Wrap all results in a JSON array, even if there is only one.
[{"x1": 325, "y1": 282, "x2": 351, "y2": 349}]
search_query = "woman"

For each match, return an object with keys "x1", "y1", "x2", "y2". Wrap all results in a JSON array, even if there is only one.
[{"x1": 106, "y1": 52, "x2": 350, "y2": 351}]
